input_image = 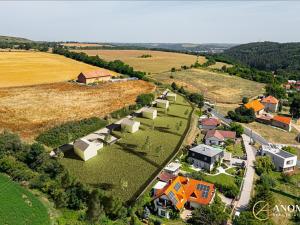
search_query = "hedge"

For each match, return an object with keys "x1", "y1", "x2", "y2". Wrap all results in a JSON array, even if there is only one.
[{"x1": 36, "y1": 117, "x2": 108, "y2": 148}]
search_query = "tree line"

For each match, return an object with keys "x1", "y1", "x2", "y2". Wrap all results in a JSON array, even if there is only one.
[{"x1": 52, "y1": 47, "x2": 146, "y2": 79}]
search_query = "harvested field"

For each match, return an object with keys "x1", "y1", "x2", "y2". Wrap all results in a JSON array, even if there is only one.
[
  {"x1": 208, "y1": 62, "x2": 233, "y2": 69},
  {"x1": 151, "y1": 68, "x2": 265, "y2": 104},
  {"x1": 0, "y1": 52, "x2": 117, "y2": 87},
  {"x1": 0, "y1": 81, "x2": 155, "y2": 141},
  {"x1": 73, "y1": 49, "x2": 206, "y2": 73}
]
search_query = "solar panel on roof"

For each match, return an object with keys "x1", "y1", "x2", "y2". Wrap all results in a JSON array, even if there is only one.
[
  {"x1": 168, "y1": 191, "x2": 178, "y2": 205},
  {"x1": 202, "y1": 190, "x2": 209, "y2": 198},
  {"x1": 174, "y1": 182, "x2": 181, "y2": 192}
]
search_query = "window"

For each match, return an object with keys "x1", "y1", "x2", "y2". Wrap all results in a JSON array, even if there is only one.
[
  {"x1": 160, "y1": 209, "x2": 166, "y2": 217},
  {"x1": 286, "y1": 160, "x2": 294, "y2": 165}
]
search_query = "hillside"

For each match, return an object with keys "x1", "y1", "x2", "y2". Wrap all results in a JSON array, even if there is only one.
[
  {"x1": 222, "y1": 42, "x2": 300, "y2": 80},
  {"x1": 0, "y1": 35, "x2": 32, "y2": 43}
]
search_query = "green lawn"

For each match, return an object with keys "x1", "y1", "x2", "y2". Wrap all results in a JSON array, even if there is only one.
[
  {"x1": 225, "y1": 141, "x2": 245, "y2": 158},
  {"x1": 203, "y1": 173, "x2": 236, "y2": 187},
  {"x1": 0, "y1": 174, "x2": 50, "y2": 225},
  {"x1": 61, "y1": 94, "x2": 192, "y2": 202},
  {"x1": 268, "y1": 170, "x2": 300, "y2": 198}
]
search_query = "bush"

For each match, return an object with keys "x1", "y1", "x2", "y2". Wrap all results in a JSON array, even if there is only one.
[
  {"x1": 36, "y1": 117, "x2": 108, "y2": 148},
  {"x1": 136, "y1": 93, "x2": 155, "y2": 106},
  {"x1": 228, "y1": 106, "x2": 255, "y2": 123}
]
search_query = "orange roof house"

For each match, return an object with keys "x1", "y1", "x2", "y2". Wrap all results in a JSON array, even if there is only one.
[
  {"x1": 77, "y1": 70, "x2": 112, "y2": 84},
  {"x1": 244, "y1": 99, "x2": 265, "y2": 114},
  {"x1": 261, "y1": 96, "x2": 279, "y2": 104},
  {"x1": 153, "y1": 176, "x2": 215, "y2": 213},
  {"x1": 271, "y1": 115, "x2": 292, "y2": 132},
  {"x1": 261, "y1": 96, "x2": 279, "y2": 112}
]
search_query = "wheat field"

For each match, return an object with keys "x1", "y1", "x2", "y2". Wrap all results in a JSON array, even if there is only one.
[
  {"x1": 0, "y1": 81, "x2": 155, "y2": 140},
  {"x1": 73, "y1": 49, "x2": 206, "y2": 73},
  {"x1": 0, "y1": 52, "x2": 117, "y2": 87}
]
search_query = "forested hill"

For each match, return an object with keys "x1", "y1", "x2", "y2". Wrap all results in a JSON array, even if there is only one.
[
  {"x1": 222, "y1": 42, "x2": 300, "y2": 80},
  {"x1": 0, "y1": 35, "x2": 32, "y2": 43}
]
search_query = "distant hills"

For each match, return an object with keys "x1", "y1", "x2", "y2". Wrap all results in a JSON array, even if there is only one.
[
  {"x1": 221, "y1": 42, "x2": 300, "y2": 80},
  {"x1": 111, "y1": 43, "x2": 237, "y2": 53},
  {"x1": 0, "y1": 35, "x2": 32, "y2": 43}
]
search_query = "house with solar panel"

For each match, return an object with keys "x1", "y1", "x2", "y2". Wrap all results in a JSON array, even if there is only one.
[
  {"x1": 188, "y1": 144, "x2": 224, "y2": 171},
  {"x1": 153, "y1": 176, "x2": 215, "y2": 218}
]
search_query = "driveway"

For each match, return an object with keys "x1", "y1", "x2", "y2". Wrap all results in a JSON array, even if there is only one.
[{"x1": 236, "y1": 135, "x2": 256, "y2": 212}]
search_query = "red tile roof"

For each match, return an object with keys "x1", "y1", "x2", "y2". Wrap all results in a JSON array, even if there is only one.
[
  {"x1": 261, "y1": 96, "x2": 279, "y2": 104},
  {"x1": 81, "y1": 70, "x2": 112, "y2": 79},
  {"x1": 158, "y1": 171, "x2": 176, "y2": 182},
  {"x1": 154, "y1": 176, "x2": 215, "y2": 210},
  {"x1": 205, "y1": 130, "x2": 236, "y2": 140},
  {"x1": 201, "y1": 118, "x2": 220, "y2": 126},
  {"x1": 244, "y1": 99, "x2": 265, "y2": 112},
  {"x1": 272, "y1": 115, "x2": 291, "y2": 125}
]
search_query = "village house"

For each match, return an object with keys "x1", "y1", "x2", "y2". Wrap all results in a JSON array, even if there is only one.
[
  {"x1": 260, "y1": 144, "x2": 297, "y2": 172},
  {"x1": 166, "y1": 93, "x2": 177, "y2": 101},
  {"x1": 204, "y1": 130, "x2": 236, "y2": 146},
  {"x1": 77, "y1": 70, "x2": 112, "y2": 84},
  {"x1": 261, "y1": 96, "x2": 279, "y2": 112},
  {"x1": 244, "y1": 99, "x2": 265, "y2": 115},
  {"x1": 153, "y1": 176, "x2": 215, "y2": 218},
  {"x1": 73, "y1": 138, "x2": 103, "y2": 161},
  {"x1": 271, "y1": 115, "x2": 292, "y2": 132},
  {"x1": 158, "y1": 162, "x2": 181, "y2": 182},
  {"x1": 142, "y1": 108, "x2": 157, "y2": 119},
  {"x1": 199, "y1": 118, "x2": 221, "y2": 131},
  {"x1": 121, "y1": 118, "x2": 140, "y2": 133},
  {"x1": 156, "y1": 99, "x2": 170, "y2": 109},
  {"x1": 188, "y1": 144, "x2": 224, "y2": 171}
]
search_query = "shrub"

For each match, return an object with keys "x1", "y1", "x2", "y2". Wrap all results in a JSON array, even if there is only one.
[{"x1": 136, "y1": 93, "x2": 155, "y2": 106}]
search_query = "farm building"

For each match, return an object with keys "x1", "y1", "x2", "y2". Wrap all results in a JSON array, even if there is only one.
[
  {"x1": 142, "y1": 108, "x2": 157, "y2": 119},
  {"x1": 153, "y1": 176, "x2": 215, "y2": 218},
  {"x1": 156, "y1": 99, "x2": 169, "y2": 109},
  {"x1": 166, "y1": 93, "x2": 177, "y2": 101},
  {"x1": 244, "y1": 99, "x2": 265, "y2": 115},
  {"x1": 261, "y1": 96, "x2": 279, "y2": 113},
  {"x1": 271, "y1": 115, "x2": 292, "y2": 132},
  {"x1": 77, "y1": 70, "x2": 112, "y2": 84},
  {"x1": 121, "y1": 118, "x2": 140, "y2": 133},
  {"x1": 73, "y1": 138, "x2": 103, "y2": 161}
]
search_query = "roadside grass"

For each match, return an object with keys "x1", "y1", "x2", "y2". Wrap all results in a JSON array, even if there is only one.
[
  {"x1": 0, "y1": 174, "x2": 50, "y2": 225},
  {"x1": 151, "y1": 68, "x2": 265, "y2": 104},
  {"x1": 73, "y1": 49, "x2": 205, "y2": 73},
  {"x1": 61, "y1": 94, "x2": 192, "y2": 202},
  {"x1": 246, "y1": 122, "x2": 299, "y2": 145}
]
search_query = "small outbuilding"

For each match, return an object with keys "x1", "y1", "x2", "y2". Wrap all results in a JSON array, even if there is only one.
[
  {"x1": 156, "y1": 99, "x2": 169, "y2": 109},
  {"x1": 121, "y1": 118, "x2": 140, "y2": 133},
  {"x1": 77, "y1": 70, "x2": 112, "y2": 84},
  {"x1": 142, "y1": 108, "x2": 157, "y2": 119},
  {"x1": 166, "y1": 93, "x2": 177, "y2": 101},
  {"x1": 73, "y1": 138, "x2": 103, "y2": 161}
]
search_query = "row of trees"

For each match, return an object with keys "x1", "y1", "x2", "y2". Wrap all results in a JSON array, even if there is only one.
[
  {"x1": 0, "y1": 41, "x2": 52, "y2": 52},
  {"x1": 0, "y1": 131, "x2": 128, "y2": 224},
  {"x1": 171, "y1": 82, "x2": 204, "y2": 107},
  {"x1": 52, "y1": 47, "x2": 146, "y2": 79},
  {"x1": 36, "y1": 117, "x2": 108, "y2": 148}
]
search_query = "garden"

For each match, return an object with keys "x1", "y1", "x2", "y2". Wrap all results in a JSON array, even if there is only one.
[{"x1": 61, "y1": 94, "x2": 193, "y2": 202}]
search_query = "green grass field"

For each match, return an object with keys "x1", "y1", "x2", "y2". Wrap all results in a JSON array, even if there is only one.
[
  {"x1": 0, "y1": 174, "x2": 50, "y2": 225},
  {"x1": 61, "y1": 94, "x2": 192, "y2": 201}
]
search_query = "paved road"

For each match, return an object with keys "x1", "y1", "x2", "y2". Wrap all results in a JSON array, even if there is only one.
[
  {"x1": 236, "y1": 135, "x2": 256, "y2": 212},
  {"x1": 204, "y1": 105, "x2": 269, "y2": 145}
]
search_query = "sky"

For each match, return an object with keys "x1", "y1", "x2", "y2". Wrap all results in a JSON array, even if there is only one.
[{"x1": 0, "y1": 1, "x2": 300, "y2": 44}]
